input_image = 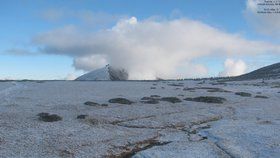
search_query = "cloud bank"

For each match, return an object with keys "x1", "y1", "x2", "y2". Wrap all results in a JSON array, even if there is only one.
[
  {"x1": 33, "y1": 16, "x2": 280, "y2": 79},
  {"x1": 219, "y1": 59, "x2": 247, "y2": 77}
]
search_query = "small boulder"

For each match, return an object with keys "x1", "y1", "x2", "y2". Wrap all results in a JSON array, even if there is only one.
[
  {"x1": 84, "y1": 101, "x2": 100, "y2": 106},
  {"x1": 37, "y1": 113, "x2": 62, "y2": 122},
  {"x1": 108, "y1": 98, "x2": 134, "y2": 105},
  {"x1": 255, "y1": 95, "x2": 269, "y2": 99},
  {"x1": 184, "y1": 96, "x2": 226, "y2": 104},
  {"x1": 160, "y1": 97, "x2": 182, "y2": 103},
  {"x1": 140, "y1": 97, "x2": 159, "y2": 104},
  {"x1": 77, "y1": 115, "x2": 88, "y2": 119},
  {"x1": 150, "y1": 95, "x2": 161, "y2": 98},
  {"x1": 235, "y1": 92, "x2": 252, "y2": 97}
]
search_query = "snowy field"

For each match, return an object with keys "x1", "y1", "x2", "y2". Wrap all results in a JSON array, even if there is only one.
[{"x1": 0, "y1": 79, "x2": 279, "y2": 158}]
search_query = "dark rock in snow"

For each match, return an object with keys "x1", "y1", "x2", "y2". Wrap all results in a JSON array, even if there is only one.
[
  {"x1": 77, "y1": 115, "x2": 88, "y2": 119},
  {"x1": 84, "y1": 101, "x2": 100, "y2": 106},
  {"x1": 109, "y1": 98, "x2": 134, "y2": 105},
  {"x1": 160, "y1": 97, "x2": 182, "y2": 103},
  {"x1": 184, "y1": 96, "x2": 226, "y2": 104},
  {"x1": 254, "y1": 95, "x2": 269, "y2": 99},
  {"x1": 37, "y1": 113, "x2": 62, "y2": 122},
  {"x1": 140, "y1": 97, "x2": 159, "y2": 104},
  {"x1": 235, "y1": 92, "x2": 252, "y2": 97}
]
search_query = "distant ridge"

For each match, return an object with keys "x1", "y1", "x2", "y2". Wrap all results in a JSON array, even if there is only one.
[
  {"x1": 75, "y1": 65, "x2": 128, "y2": 81},
  {"x1": 233, "y1": 62, "x2": 280, "y2": 80}
]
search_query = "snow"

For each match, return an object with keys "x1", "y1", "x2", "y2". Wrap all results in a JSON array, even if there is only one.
[{"x1": 0, "y1": 79, "x2": 279, "y2": 157}]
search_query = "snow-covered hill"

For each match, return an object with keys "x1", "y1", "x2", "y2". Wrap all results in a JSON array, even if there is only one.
[
  {"x1": 233, "y1": 62, "x2": 280, "y2": 80},
  {"x1": 75, "y1": 65, "x2": 128, "y2": 81}
]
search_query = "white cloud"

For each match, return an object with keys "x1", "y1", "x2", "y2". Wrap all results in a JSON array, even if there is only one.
[
  {"x1": 74, "y1": 54, "x2": 108, "y2": 71},
  {"x1": 219, "y1": 59, "x2": 247, "y2": 77},
  {"x1": 244, "y1": 0, "x2": 280, "y2": 36},
  {"x1": 64, "y1": 73, "x2": 76, "y2": 80},
  {"x1": 33, "y1": 17, "x2": 280, "y2": 80}
]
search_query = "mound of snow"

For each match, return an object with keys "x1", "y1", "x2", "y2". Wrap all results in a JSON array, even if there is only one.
[{"x1": 75, "y1": 65, "x2": 128, "y2": 81}]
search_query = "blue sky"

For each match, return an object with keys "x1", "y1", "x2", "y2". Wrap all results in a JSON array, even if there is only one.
[{"x1": 0, "y1": 0, "x2": 280, "y2": 80}]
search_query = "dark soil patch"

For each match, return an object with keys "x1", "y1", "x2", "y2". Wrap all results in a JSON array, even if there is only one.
[
  {"x1": 160, "y1": 97, "x2": 182, "y2": 103},
  {"x1": 77, "y1": 115, "x2": 88, "y2": 119},
  {"x1": 150, "y1": 95, "x2": 160, "y2": 98},
  {"x1": 84, "y1": 101, "x2": 100, "y2": 106},
  {"x1": 184, "y1": 96, "x2": 226, "y2": 104},
  {"x1": 109, "y1": 98, "x2": 134, "y2": 105},
  {"x1": 150, "y1": 87, "x2": 156, "y2": 89},
  {"x1": 37, "y1": 113, "x2": 62, "y2": 122},
  {"x1": 254, "y1": 95, "x2": 269, "y2": 99},
  {"x1": 84, "y1": 101, "x2": 108, "y2": 106},
  {"x1": 183, "y1": 88, "x2": 196, "y2": 91},
  {"x1": 235, "y1": 92, "x2": 252, "y2": 97},
  {"x1": 140, "y1": 97, "x2": 159, "y2": 104}
]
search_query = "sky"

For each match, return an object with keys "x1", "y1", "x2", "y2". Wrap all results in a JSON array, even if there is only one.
[{"x1": 0, "y1": 0, "x2": 280, "y2": 80}]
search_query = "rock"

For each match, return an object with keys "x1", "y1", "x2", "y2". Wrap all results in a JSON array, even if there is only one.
[
  {"x1": 84, "y1": 101, "x2": 108, "y2": 106},
  {"x1": 108, "y1": 98, "x2": 134, "y2": 105},
  {"x1": 77, "y1": 115, "x2": 88, "y2": 119},
  {"x1": 160, "y1": 97, "x2": 182, "y2": 103},
  {"x1": 140, "y1": 97, "x2": 159, "y2": 104},
  {"x1": 150, "y1": 87, "x2": 156, "y2": 89},
  {"x1": 37, "y1": 113, "x2": 62, "y2": 122},
  {"x1": 254, "y1": 95, "x2": 269, "y2": 99},
  {"x1": 84, "y1": 101, "x2": 100, "y2": 106},
  {"x1": 235, "y1": 92, "x2": 252, "y2": 97},
  {"x1": 184, "y1": 96, "x2": 226, "y2": 104},
  {"x1": 150, "y1": 95, "x2": 161, "y2": 98},
  {"x1": 141, "y1": 97, "x2": 153, "y2": 100}
]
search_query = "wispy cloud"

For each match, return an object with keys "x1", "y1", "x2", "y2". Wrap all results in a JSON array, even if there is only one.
[{"x1": 3, "y1": 48, "x2": 38, "y2": 56}]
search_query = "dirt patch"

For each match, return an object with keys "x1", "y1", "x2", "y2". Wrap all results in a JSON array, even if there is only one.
[
  {"x1": 37, "y1": 113, "x2": 62, "y2": 122},
  {"x1": 254, "y1": 95, "x2": 269, "y2": 99},
  {"x1": 150, "y1": 95, "x2": 160, "y2": 98},
  {"x1": 235, "y1": 92, "x2": 252, "y2": 97},
  {"x1": 160, "y1": 97, "x2": 182, "y2": 103},
  {"x1": 184, "y1": 96, "x2": 226, "y2": 104},
  {"x1": 108, "y1": 98, "x2": 134, "y2": 105},
  {"x1": 77, "y1": 114, "x2": 88, "y2": 119}
]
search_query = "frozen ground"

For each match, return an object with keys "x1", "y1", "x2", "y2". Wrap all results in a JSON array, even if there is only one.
[{"x1": 0, "y1": 79, "x2": 279, "y2": 158}]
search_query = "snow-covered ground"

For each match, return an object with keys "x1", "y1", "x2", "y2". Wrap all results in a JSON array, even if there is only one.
[{"x1": 0, "y1": 79, "x2": 279, "y2": 158}]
